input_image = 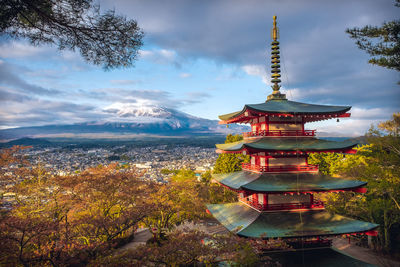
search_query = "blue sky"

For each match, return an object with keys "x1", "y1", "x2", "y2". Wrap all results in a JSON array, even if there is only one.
[{"x1": 0, "y1": 0, "x2": 399, "y2": 136}]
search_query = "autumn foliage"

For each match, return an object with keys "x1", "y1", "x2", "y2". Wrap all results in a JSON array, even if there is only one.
[
  {"x1": 0, "y1": 146, "x2": 260, "y2": 266},
  {"x1": 0, "y1": 148, "x2": 155, "y2": 266}
]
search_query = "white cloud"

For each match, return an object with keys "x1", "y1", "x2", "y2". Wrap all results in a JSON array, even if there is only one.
[
  {"x1": 0, "y1": 41, "x2": 48, "y2": 58},
  {"x1": 139, "y1": 49, "x2": 180, "y2": 66},
  {"x1": 242, "y1": 64, "x2": 269, "y2": 84},
  {"x1": 110, "y1": 79, "x2": 141, "y2": 85},
  {"x1": 179, "y1": 72, "x2": 191, "y2": 78},
  {"x1": 282, "y1": 87, "x2": 332, "y2": 101},
  {"x1": 350, "y1": 107, "x2": 392, "y2": 120},
  {"x1": 309, "y1": 106, "x2": 395, "y2": 137}
]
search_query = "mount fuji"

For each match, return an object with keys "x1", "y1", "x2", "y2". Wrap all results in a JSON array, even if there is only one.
[{"x1": 0, "y1": 104, "x2": 249, "y2": 141}]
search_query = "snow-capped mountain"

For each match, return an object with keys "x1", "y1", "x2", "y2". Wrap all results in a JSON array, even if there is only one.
[
  {"x1": 103, "y1": 103, "x2": 173, "y2": 119},
  {"x1": 0, "y1": 105, "x2": 249, "y2": 141}
]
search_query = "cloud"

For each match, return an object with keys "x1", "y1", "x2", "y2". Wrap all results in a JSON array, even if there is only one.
[
  {"x1": 0, "y1": 99, "x2": 99, "y2": 127},
  {"x1": 179, "y1": 72, "x2": 191, "y2": 78},
  {"x1": 105, "y1": 0, "x2": 399, "y2": 110},
  {"x1": 0, "y1": 60, "x2": 61, "y2": 95},
  {"x1": 242, "y1": 64, "x2": 268, "y2": 84},
  {"x1": 107, "y1": 0, "x2": 396, "y2": 63},
  {"x1": 88, "y1": 88, "x2": 174, "y2": 105},
  {"x1": 180, "y1": 91, "x2": 211, "y2": 105},
  {"x1": 139, "y1": 48, "x2": 182, "y2": 67},
  {"x1": 0, "y1": 41, "x2": 49, "y2": 58},
  {"x1": 308, "y1": 106, "x2": 395, "y2": 137},
  {"x1": 0, "y1": 86, "x2": 33, "y2": 102},
  {"x1": 110, "y1": 79, "x2": 142, "y2": 85}
]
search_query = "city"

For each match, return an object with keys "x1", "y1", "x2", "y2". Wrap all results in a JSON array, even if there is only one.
[{"x1": 14, "y1": 145, "x2": 217, "y2": 183}]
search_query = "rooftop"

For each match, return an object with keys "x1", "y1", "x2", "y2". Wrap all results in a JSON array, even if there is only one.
[
  {"x1": 212, "y1": 171, "x2": 366, "y2": 193},
  {"x1": 206, "y1": 202, "x2": 378, "y2": 238},
  {"x1": 216, "y1": 137, "x2": 357, "y2": 153}
]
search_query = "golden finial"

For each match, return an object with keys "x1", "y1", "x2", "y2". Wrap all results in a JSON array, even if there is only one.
[
  {"x1": 267, "y1": 15, "x2": 286, "y2": 101},
  {"x1": 272, "y1": 15, "x2": 279, "y2": 41}
]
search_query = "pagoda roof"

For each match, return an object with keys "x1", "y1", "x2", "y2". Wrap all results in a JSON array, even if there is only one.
[
  {"x1": 219, "y1": 99, "x2": 351, "y2": 121},
  {"x1": 216, "y1": 138, "x2": 357, "y2": 153},
  {"x1": 212, "y1": 171, "x2": 366, "y2": 193},
  {"x1": 267, "y1": 248, "x2": 376, "y2": 267},
  {"x1": 206, "y1": 202, "x2": 378, "y2": 238}
]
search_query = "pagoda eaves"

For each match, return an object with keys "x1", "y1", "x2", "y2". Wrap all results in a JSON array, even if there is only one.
[
  {"x1": 219, "y1": 100, "x2": 351, "y2": 125},
  {"x1": 207, "y1": 203, "x2": 379, "y2": 239},
  {"x1": 216, "y1": 138, "x2": 357, "y2": 154},
  {"x1": 213, "y1": 171, "x2": 367, "y2": 193}
]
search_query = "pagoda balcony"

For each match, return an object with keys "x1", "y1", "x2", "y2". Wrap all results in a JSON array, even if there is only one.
[
  {"x1": 241, "y1": 163, "x2": 318, "y2": 173},
  {"x1": 239, "y1": 198, "x2": 325, "y2": 211},
  {"x1": 243, "y1": 129, "x2": 316, "y2": 138},
  {"x1": 264, "y1": 201, "x2": 325, "y2": 211}
]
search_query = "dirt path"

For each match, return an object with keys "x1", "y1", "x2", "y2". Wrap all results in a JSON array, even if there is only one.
[
  {"x1": 120, "y1": 228, "x2": 153, "y2": 250},
  {"x1": 332, "y1": 237, "x2": 400, "y2": 267}
]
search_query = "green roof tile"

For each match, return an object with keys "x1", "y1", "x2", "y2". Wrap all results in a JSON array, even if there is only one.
[
  {"x1": 219, "y1": 99, "x2": 351, "y2": 121},
  {"x1": 212, "y1": 171, "x2": 366, "y2": 192},
  {"x1": 207, "y1": 203, "x2": 378, "y2": 238},
  {"x1": 268, "y1": 248, "x2": 376, "y2": 267},
  {"x1": 216, "y1": 138, "x2": 357, "y2": 152}
]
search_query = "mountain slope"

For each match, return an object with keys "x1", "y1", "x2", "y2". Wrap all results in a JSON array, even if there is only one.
[{"x1": 0, "y1": 105, "x2": 248, "y2": 141}]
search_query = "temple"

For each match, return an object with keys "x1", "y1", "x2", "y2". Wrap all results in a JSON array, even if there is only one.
[{"x1": 207, "y1": 16, "x2": 378, "y2": 249}]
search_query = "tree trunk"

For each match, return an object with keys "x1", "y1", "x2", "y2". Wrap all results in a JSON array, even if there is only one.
[{"x1": 383, "y1": 209, "x2": 390, "y2": 252}]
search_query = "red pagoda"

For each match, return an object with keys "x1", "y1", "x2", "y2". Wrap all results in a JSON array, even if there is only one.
[{"x1": 207, "y1": 16, "x2": 378, "y2": 248}]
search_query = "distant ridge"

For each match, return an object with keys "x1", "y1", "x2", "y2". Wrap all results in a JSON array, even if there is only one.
[
  {"x1": 0, "y1": 105, "x2": 249, "y2": 141},
  {"x1": 1, "y1": 137, "x2": 52, "y2": 147},
  {"x1": 320, "y1": 136, "x2": 368, "y2": 145}
]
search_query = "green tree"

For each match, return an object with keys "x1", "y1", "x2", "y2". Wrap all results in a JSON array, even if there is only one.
[
  {"x1": 308, "y1": 152, "x2": 344, "y2": 176},
  {"x1": 310, "y1": 113, "x2": 400, "y2": 253},
  {"x1": 213, "y1": 134, "x2": 249, "y2": 174},
  {"x1": 143, "y1": 169, "x2": 208, "y2": 240},
  {"x1": 0, "y1": 0, "x2": 143, "y2": 69},
  {"x1": 346, "y1": 0, "x2": 400, "y2": 73}
]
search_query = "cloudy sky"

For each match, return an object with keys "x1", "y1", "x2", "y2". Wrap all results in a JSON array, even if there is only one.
[{"x1": 0, "y1": 0, "x2": 399, "y2": 136}]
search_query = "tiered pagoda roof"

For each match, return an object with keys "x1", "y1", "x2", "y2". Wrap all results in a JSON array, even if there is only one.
[
  {"x1": 216, "y1": 138, "x2": 357, "y2": 153},
  {"x1": 213, "y1": 171, "x2": 367, "y2": 193},
  {"x1": 219, "y1": 100, "x2": 351, "y2": 124},
  {"x1": 207, "y1": 203, "x2": 378, "y2": 238}
]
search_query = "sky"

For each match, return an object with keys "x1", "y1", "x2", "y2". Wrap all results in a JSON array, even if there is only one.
[{"x1": 0, "y1": 0, "x2": 399, "y2": 136}]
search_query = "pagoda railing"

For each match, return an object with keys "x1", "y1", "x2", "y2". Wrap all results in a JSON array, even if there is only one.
[
  {"x1": 242, "y1": 163, "x2": 318, "y2": 173},
  {"x1": 243, "y1": 129, "x2": 316, "y2": 138},
  {"x1": 287, "y1": 239, "x2": 332, "y2": 249},
  {"x1": 239, "y1": 198, "x2": 324, "y2": 211},
  {"x1": 265, "y1": 201, "x2": 324, "y2": 211}
]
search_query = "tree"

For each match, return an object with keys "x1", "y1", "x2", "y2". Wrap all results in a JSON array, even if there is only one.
[
  {"x1": 143, "y1": 169, "x2": 208, "y2": 240},
  {"x1": 0, "y1": 0, "x2": 144, "y2": 69},
  {"x1": 346, "y1": 0, "x2": 400, "y2": 73},
  {"x1": 91, "y1": 229, "x2": 261, "y2": 266},
  {"x1": 0, "y1": 148, "x2": 155, "y2": 266},
  {"x1": 309, "y1": 113, "x2": 400, "y2": 253},
  {"x1": 213, "y1": 134, "x2": 249, "y2": 174}
]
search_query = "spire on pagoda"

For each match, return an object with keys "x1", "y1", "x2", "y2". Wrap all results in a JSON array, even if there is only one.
[{"x1": 267, "y1": 15, "x2": 287, "y2": 101}]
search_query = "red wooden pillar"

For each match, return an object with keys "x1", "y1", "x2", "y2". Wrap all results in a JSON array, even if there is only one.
[{"x1": 264, "y1": 194, "x2": 268, "y2": 210}]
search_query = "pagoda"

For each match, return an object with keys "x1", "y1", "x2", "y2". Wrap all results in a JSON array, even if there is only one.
[{"x1": 206, "y1": 16, "x2": 378, "y2": 248}]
